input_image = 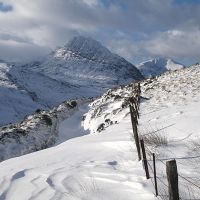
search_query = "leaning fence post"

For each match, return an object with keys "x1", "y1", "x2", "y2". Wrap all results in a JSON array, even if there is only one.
[
  {"x1": 129, "y1": 105, "x2": 141, "y2": 161},
  {"x1": 153, "y1": 153, "x2": 158, "y2": 196},
  {"x1": 140, "y1": 139, "x2": 150, "y2": 179},
  {"x1": 166, "y1": 160, "x2": 179, "y2": 200}
]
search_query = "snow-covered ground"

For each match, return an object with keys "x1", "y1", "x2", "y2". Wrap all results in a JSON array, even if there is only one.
[
  {"x1": 0, "y1": 104, "x2": 154, "y2": 200},
  {"x1": 57, "y1": 104, "x2": 90, "y2": 145},
  {"x1": 0, "y1": 64, "x2": 200, "y2": 199},
  {"x1": 0, "y1": 83, "x2": 155, "y2": 200}
]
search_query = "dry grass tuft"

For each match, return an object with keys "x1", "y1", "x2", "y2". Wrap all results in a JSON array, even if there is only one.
[{"x1": 142, "y1": 132, "x2": 168, "y2": 147}]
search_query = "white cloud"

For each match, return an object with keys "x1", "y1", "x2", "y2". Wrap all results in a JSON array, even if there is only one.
[
  {"x1": 108, "y1": 39, "x2": 141, "y2": 61},
  {"x1": 81, "y1": 0, "x2": 99, "y2": 7},
  {"x1": 143, "y1": 28, "x2": 200, "y2": 60}
]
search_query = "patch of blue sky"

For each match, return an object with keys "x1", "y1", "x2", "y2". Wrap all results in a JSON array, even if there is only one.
[{"x1": 0, "y1": 2, "x2": 13, "y2": 12}]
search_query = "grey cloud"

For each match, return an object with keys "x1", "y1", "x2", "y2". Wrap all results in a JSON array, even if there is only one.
[
  {"x1": 1, "y1": 0, "x2": 200, "y2": 63},
  {"x1": 108, "y1": 38, "x2": 142, "y2": 61},
  {"x1": 0, "y1": 32, "x2": 33, "y2": 44},
  {"x1": 142, "y1": 28, "x2": 200, "y2": 61},
  {"x1": 0, "y1": 40, "x2": 50, "y2": 62}
]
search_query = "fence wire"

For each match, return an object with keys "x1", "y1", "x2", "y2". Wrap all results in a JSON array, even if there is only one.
[
  {"x1": 146, "y1": 153, "x2": 200, "y2": 200},
  {"x1": 129, "y1": 84, "x2": 200, "y2": 200}
]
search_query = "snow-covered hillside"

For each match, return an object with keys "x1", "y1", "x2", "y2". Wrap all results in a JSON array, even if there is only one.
[
  {"x1": 9, "y1": 63, "x2": 85, "y2": 107},
  {"x1": 0, "y1": 36, "x2": 143, "y2": 126},
  {"x1": 137, "y1": 58, "x2": 185, "y2": 78},
  {"x1": 139, "y1": 64, "x2": 200, "y2": 199},
  {"x1": 0, "y1": 64, "x2": 199, "y2": 199},
  {"x1": 0, "y1": 62, "x2": 40, "y2": 126}
]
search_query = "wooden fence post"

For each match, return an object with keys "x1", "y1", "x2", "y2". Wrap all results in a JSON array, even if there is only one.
[
  {"x1": 136, "y1": 94, "x2": 140, "y2": 111},
  {"x1": 130, "y1": 105, "x2": 138, "y2": 130},
  {"x1": 132, "y1": 98, "x2": 139, "y2": 119},
  {"x1": 153, "y1": 153, "x2": 158, "y2": 196},
  {"x1": 138, "y1": 82, "x2": 141, "y2": 94},
  {"x1": 130, "y1": 103, "x2": 138, "y2": 125},
  {"x1": 138, "y1": 83, "x2": 141, "y2": 101},
  {"x1": 129, "y1": 105, "x2": 141, "y2": 161},
  {"x1": 140, "y1": 139, "x2": 150, "y2": 179},
  {"x1": 166, "y1": 160, "x2": 179, "y2": 200}
]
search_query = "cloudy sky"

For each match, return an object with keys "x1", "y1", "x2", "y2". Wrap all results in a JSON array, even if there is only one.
[{"x1": 0, "y1": 0, "x2": 200, "y2": 65}]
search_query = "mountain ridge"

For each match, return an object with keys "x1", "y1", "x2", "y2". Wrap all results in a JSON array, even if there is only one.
[{"x1": 137, "y1": 57, "x2": 185, "y2": 78}]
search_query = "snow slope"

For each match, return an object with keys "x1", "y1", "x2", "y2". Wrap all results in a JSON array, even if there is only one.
[
  {"x1": 0, "y1": 62, "x2": 40, "y2": 126},
  {"x1": 9, "y1": 63, "x2": 85, "y2": 107},
  {"x1": 139, "y1": 64, "x2": 200, "y2": 199},
  {"x1": 0, "y1": 63, "x2": 199, "y2": 200},
  {"x1": 137, "y1": 58, "x2": 185, "y2": 78}
]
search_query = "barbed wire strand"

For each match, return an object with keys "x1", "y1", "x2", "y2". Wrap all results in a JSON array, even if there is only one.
[
  {"x1": 147, "y1": 155, "x2": 200, "y2": 162},
  {"x1": 178, "y1": 174, "x2": 200, "y2": 190},
  {"x1": 140, "y1": 124, "x2": 175, "y2": 136}
]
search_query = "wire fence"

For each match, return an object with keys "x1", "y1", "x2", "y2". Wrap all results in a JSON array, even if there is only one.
[
  {"x1": 147, "y1": 151, "x2": 200, "y2": 200},
  {"x1": 129, "y1": 82, "x2": 200, "y2": 200}
]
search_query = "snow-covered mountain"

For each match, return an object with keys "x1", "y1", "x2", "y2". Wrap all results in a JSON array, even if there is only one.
[
  {"x1": 35, "y1": 36, "x2": 143, "y2": 86},
  {"x1": 137, "y1": 58, "x2": 185, "y2": 78},
  {"x1": 0, "y1": 36, "x2": 143, "y2": 126}
]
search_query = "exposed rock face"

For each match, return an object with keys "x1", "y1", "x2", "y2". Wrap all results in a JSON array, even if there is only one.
[{"x1": 0, "y1": 99, "x2": 80, "y2": 161}]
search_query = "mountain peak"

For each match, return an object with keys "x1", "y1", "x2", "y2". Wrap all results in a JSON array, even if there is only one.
[
  {"x1": 66, "y1": 36, "x2": 106, "y2": 50},
  {"x1": 62, "y1": 36, "x2": 112, "y2": 62}
]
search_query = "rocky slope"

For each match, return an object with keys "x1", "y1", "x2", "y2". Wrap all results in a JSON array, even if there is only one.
[{"x1": 0, "y1": 99, "x2": 91, "y2": 161}]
